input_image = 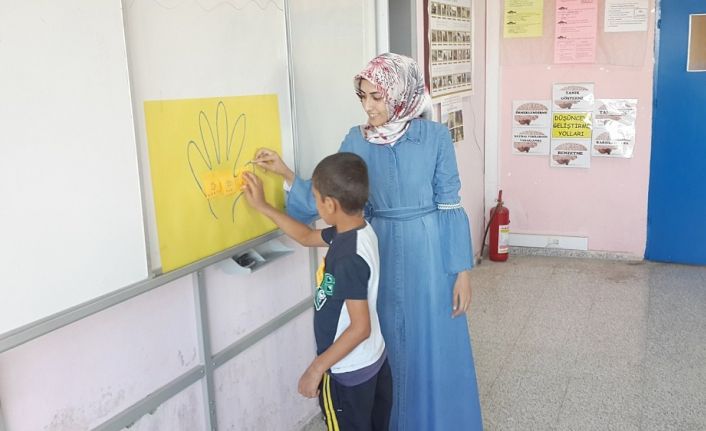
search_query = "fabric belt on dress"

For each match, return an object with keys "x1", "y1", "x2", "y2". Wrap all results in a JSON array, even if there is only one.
[{"x1": 366, "y1": 204, "x2": 437, "y2": 221}]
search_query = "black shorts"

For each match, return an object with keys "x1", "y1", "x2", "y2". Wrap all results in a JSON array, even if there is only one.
[{"x1": 318, "y1": 358, "x2": 392, "y2": 431}]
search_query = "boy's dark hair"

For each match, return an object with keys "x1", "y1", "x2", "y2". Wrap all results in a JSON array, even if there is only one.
[{"x1": 312, "y1": 152, "x2": 369, "y2": 215}]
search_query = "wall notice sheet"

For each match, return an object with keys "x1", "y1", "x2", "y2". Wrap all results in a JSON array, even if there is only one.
[
  {"x1": 512, "y1": 100, "x2": 551, "y2": 155},
  {"x1": 551, "y1": 83, "x2": 594, "y2": 168},
  {"x1": 504, "y1": 0, "x2": 544, "y2": 38},
  {"x1": 428, "y1": 0, "x2": 473, "y2": 98},
  {"x1": 440, "y1": 96, "x2": 465, "y2": 144},
  {"x1": 605, "y1": 0, "x2": 648, "y2": 32},
  {"x1": 554, "y1": 0, "x2": 598, "y2": 64},
  {"x1": 552, "y1": 83, "x2": 595, "y2": 112},
  {"x1": 592, "y1": 99, "x2": 637, "y2": 158}
]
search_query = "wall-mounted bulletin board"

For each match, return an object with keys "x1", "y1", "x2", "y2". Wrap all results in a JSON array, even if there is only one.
[
  {"x1": 500, "y1": 0, "x2": 653, "y2": 67},
  {"x1": 0, "y1": 0, "x2": 299, "y2": 347}
]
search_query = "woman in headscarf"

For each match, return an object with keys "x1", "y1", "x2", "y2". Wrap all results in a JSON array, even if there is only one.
[{"x1": 256, "y1": 53, "x2": 482, "y2": 430}]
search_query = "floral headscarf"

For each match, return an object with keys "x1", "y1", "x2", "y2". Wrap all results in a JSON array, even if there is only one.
[{"x1": 354, "y1": 53, "x2": 430, "y2": 145}]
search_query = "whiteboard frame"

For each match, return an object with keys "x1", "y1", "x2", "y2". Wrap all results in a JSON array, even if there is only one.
[{"x1": 0, "y1": 229, "x2": 285, "y2": 354}]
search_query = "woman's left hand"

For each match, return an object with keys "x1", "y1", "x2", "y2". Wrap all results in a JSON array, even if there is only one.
[{"x1": 452, "y1": 270, "x2": 472, "y2": 318}]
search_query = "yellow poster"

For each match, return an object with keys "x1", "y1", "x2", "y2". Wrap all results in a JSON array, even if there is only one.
[
  {"x1": 504, "y1": 0, "x2": 544, "y2": 38},
  {"x1": 552, "y1": 112, "x2": 592, "y2": 139},
  {"x1": 144, "y1": 95, "x2": 284, "y2": 272}
]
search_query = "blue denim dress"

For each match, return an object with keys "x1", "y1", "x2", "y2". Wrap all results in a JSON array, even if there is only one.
[{"x1": 288, "y1": 119, "x2": 482, "y2": 430}]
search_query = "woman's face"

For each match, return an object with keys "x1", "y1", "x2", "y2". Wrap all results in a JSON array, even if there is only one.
[{"x1": 357, "y1": 79, "x2": 389, "y2": 127}]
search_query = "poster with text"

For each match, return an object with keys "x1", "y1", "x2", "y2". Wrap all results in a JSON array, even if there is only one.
[
  {"x1": 513, "y1": 100, "x2": 552, "y2": 127},
  {"x1": 552, "y1": 112, "x2": 592, "y2": 139},
  {"x1": 512, "y1": 100, "x2": 551, "y2": 155},
  {"x1": 504, "y1": 0, "x2": 544, "y2": 38},
  {"x1": 551, "y1": 110, "x2": 592, "y2": 168},
  {"x1": 553, "y1": 83, "x2": 595, "y2": 111},
  {"x1": 592, "y1": 99, "x2": 637, "y2": 157},
  {"x1": 554, "y1": 0, "x2": 598, "y2": 64},
  {"x1": 428, "y1": 0, "x2": 473, "y2": 98},
  {"x1": 144, "y1": 95, "x2": 284, "y2": 272},
  {"x1": 441, "y1": 96, "x2": 465, "y2": 144},
  {"x1": 551, "y1": 139, "x2": 591, "y2": 168},
  {"x1": 605, "y1": 0, "x2": 648, "y2": 32},
  {"x1": 513, "y1": 129, "x2": 551, "y2": 155}
]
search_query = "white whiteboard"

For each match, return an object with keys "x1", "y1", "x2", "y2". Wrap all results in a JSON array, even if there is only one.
[
  {"x1": 0, "y1": 1, "x2": 148, "y2": 335},
  {"x1": 122, "y1": 0, "x2": 296, "y2": 271}
]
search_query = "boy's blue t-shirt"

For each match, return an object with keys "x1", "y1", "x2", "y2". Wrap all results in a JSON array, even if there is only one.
[{"x1": 314, "y1": 222, "x2": 386, "y2": 385}]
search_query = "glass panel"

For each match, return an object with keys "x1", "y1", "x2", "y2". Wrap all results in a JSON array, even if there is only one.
[{"x1": 687, "y1": 14, "x2": 706, "y2": 71}]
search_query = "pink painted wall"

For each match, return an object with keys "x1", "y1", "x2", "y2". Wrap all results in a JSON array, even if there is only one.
[
  {"x1": 416, "y1": 0, "x2": 487, "y2": 258},
  {"x1": 497, "y1": 3, "x2": 655, "y2": 256}
]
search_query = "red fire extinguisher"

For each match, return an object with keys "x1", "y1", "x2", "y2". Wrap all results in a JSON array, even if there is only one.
[{"x1": 481, "y1": 190, "x2": 510, "y2": 262}]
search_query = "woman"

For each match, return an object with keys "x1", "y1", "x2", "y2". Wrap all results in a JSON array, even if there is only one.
[{"x1": 256, "y1": 53, "x2": 482, "y2": 430}]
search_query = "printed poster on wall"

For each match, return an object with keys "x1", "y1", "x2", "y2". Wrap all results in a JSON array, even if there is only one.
[
  {"x1": 511, "y1": 100, "x2": 551, "y2": 155},
  {"x1": 440, "y1": 96, "x2": 465, "y2": 144},
  {"x1": 605, "y1": 0, "x2": 648, "y2": 32},
  {"x1": 553, "y1": 83, "x2": 594, "y2": 111},
  {"x1": 551, "y1": 139, "x2": 591, "y2": 168},
  {"x1": 551, "y1": 103, "x2": 592, "y2": 168},
  {"x1": 592, "y1": 99, "x2": 637, "y2": 158},
  {"x1": 144, "y1": 95, "x2": 284, "y2": 272},
  {"x1": 554, "y1": 0, "x2": 598, "y2": 64},
  {"x1": 427, "y1": 0, "x2": 473, "y2": 98},
  {"x1": 552, "y1": 111, "x2": 592, "y2": 139},
  {"x1": 504, "y1": 0, "x2": 544, "y2": 38}
]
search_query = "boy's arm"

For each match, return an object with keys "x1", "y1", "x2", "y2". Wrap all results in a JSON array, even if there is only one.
[
  {"x1": 298, "y1": 299, "x2": 371, "y2": 398},
  {"x1": 241, "y1": 172, "x2": 326, "y2": 247}
]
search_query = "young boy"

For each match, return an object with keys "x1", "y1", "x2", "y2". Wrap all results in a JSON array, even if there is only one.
[{"x1": 241, "y1": 152, "x2": 391, "y2": 430}]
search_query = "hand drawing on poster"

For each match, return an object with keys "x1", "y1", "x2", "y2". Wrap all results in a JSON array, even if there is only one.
[
  {"x1": 428, "y1": 0, "x2": 473, "y2": 98},
  {"x1": 504, "y1": 0, "x2": 544, "y2": 38},
  {"x1": 554, "y1": 0, "x2": 598, "y2": 64},
  {"x1": 592, "y1": 99, "x2": 637, "y2": 157},
  {"x1": 512, "y1": 100, "x2": 551, "y2": 155},
  {"x1": 605, "y1": 0, "x2": 648, "y2": 33},
  {"x1": 553, "y1": 83, "x2": 594, "y2": 111},
  {"x1": 145, "y1": 95, "x2": 284, "y2": 272}
]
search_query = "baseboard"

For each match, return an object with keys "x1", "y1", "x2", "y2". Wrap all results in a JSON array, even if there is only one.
[
  {"x1": 509, "y1": 233, "x2": 588, "y2": 250},
  {"x1": 508, "y1": 246, "x2": 643, "y2": 261}
]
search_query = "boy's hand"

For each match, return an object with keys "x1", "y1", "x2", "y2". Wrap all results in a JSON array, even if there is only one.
[
  {"x1": 298, "y1": 364, "x2": 324, "y2": 398},
  {"x1": 240, "y1": 172, "x2": 269, "y2": 210}
]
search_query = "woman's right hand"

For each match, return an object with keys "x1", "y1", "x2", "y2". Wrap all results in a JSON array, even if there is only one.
[{"x1": 253, "y1": 148, "x2": 295, "y2": 185}]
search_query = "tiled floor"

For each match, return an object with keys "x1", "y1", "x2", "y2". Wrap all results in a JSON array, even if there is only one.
[
  {"x1": 303, "y1": 255, "x2": 706, "y2": 430},
  {"x1": 471, "y1": 255, "x2": 706, "y2": 431}
]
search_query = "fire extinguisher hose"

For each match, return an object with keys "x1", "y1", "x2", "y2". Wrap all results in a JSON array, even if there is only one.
[
  {"x1": 479, "y1": 191, "x2": 504, "y2": 264},
  {"x1": 479, "y1": 203, "x2": 499, "y2": 262}
]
